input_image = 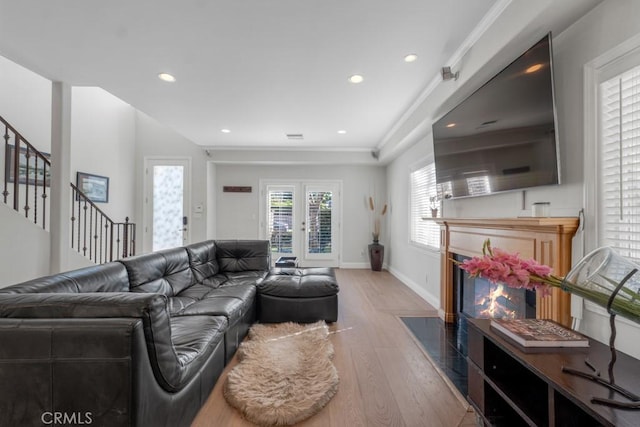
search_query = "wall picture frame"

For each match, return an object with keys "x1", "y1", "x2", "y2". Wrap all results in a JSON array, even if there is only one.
[
  {"x1": 4, "y1": 144, "x2": 51, "y2": 186},
  {"x1": 76, "y1": 172, "x2": 109, "y2": 203}
]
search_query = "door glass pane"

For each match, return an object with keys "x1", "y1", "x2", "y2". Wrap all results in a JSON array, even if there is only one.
[
  {"x1": 153, "y1": 165, "x2": 184, "y2": 251},
  {"x1": 268, "y1": 190, "x2": 293, "y2": 254},
  {"x1": 307, "y1": 191, "x2": 332, "y2": 254}
]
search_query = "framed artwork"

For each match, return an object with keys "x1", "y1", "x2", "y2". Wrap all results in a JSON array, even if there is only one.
[
  {"x1": 76, "y1": 172, "x2": 109, "y2": 203},
  {"x1": 4, "y1": 144, "x2": 51, "y2": 186}
]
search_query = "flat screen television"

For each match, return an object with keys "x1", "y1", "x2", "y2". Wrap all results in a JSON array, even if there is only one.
[{"x1": 432, "y1": 34, "x2": 559, "y2": 199}]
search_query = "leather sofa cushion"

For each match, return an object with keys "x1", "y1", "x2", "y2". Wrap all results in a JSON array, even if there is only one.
[
  {"x1": 120, "y1": 247, "x2": 194, "y2": 296},
  {"x1": 0, "y1": 262, "x2": 130, "y2": 294},
  {"x1": 178, "y1": 295, "x2": 245, "y2": 324},
  {"x1": 166, "y1": 283, "x2": 213, "y2": 315},
  {"x1": 223, "y1": 271, "x2": 268, "y2": 285},
  {"x1": 216, "y1": 240, "x2": 270, "y2": 273},
  {"x1": 199, "y1": 274, "x2": 228, "y2": 288},
  {"x1": 209, "y1": 284, "x2": 256, "y2": 302},
  {"x1": 170, "y1": 315, "x2": 226, "y2": 367},
  {"x1": 177, "y1": 283, "x2": 213, "y2": 300},
  {"x1": 258, "y1": 268, "x2": 339, "y2": 298},
  {"x1": 167, "y1": 281, "x2": 257, "y2": 317},
  {"x1": 185, "y1": 241, "x2": 220, "y2": 282}
]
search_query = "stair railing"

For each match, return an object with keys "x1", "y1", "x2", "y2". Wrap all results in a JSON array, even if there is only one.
[
  {"x1": 1, "y1": 115, "x2": 51, "y2": 229},
  {"x1": 71, "y1": 184, "x2": 136, "y2": 263},
  {"x1": 2, "y1": 114, "x2": 136, "y2": 263}
]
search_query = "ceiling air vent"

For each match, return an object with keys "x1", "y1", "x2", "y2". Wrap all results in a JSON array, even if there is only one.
[{"x1": 286, "y1": 133, "x2": 304, "y2": 140}]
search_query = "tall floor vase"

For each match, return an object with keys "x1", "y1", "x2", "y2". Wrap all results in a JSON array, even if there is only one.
[{"x1": 368, "y1": 241, "x2": 384, "y2": 271}]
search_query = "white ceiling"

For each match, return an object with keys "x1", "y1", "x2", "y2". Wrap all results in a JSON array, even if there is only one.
[{"x1": 0, "y1": 0, "x2": 499, "y2": 151}]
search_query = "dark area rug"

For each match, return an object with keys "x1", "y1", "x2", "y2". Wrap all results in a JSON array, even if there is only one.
[{"x1": 401, "y1": 317, "x2": 468, "y2": 397}]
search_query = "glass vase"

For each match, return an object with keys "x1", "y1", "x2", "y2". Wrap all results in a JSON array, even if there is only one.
[{"x1": 562, "y1": 247, "x2": 640, "y2": 324}]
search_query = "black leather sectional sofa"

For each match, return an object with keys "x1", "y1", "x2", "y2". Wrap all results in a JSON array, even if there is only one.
[{"x1": 0, "y1": 240, "x2": 271, "y2": 427}]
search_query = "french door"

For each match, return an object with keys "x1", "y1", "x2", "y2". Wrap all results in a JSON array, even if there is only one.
[
  {"x1": 143, "y1": 158, "x2": 191, "y2": 253},
  {"x1": 261, "y1": 180, "x2": 341, "y2": 267}
]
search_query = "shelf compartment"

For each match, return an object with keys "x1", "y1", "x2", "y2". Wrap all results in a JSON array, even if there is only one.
[
  {"x1": 554, "y1": 390, "x2": 604, "y2": 427},
  {"x1": 484, "y1": 383, "x2": 530, "y2": 427},
  {"x1": 483, "y1": 339, "x2": 548, "y2": 425}
]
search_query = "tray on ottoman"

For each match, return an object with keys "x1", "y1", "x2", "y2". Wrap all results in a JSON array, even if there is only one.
[
  {"x1": 257, "y1": 267, "x2": 339, "y2": 323},
  {"x1": 275, "y1": 256, "x2": 298, "y2": 268}
]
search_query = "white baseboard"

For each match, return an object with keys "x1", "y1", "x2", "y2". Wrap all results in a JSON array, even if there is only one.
[{"x1": 387, "y1": 266, "x2": 440, "y2": 310}]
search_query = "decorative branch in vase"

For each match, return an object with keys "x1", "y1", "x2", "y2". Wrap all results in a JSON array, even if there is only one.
[{"x1": 369, "y1": 197, "x2": 387, "y2": 243}]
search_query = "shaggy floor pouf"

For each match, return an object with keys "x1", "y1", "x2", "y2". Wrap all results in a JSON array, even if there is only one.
[{"x1": 223, "y1": 321, "x2": 339, "y2": 426}]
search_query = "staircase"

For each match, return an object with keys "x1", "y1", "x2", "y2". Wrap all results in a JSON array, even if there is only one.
[{"x1": 1, "y1": 115, "x2": 135, "y2": 264}]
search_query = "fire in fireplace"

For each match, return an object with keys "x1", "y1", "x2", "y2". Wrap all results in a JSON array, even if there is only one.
[{"x1": 454, "y1": 254, "x2": 536, "y2": 320}]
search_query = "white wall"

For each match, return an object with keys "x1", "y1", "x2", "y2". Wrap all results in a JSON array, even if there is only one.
[
  {"x1": 0, "y1": 56, "x2": 51, "y2": 285},
  {"x1": 0, "y1": 56, "x2": 141, "y2": 279},
  {"x1": 0, "y1": 204, "x2": 50, "y2": 287},
  {"x1": 386, "y1": 0, "x2": 640, "y2": 358},
  {"x1": 213, "y1": 163, "x2": 386, "y2": 266},
  {"x1": 0, "y1": 55, "x2": 51, "y2": 151},
  {"x1": 134, "y1": 111, "x2": 209, "y2": 253},
  {"x1": 71, "y1": 87, "x2": 137, "y2": 223},
  {"x1": 386, "y1": 138, "x2": 440, "y2": 309},
  {"x1": 550, "y1": 0, "x2": 640, "y2": 358}
]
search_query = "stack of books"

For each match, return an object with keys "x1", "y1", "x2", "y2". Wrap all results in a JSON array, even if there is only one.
[{"x1": 490, "y1": 319, "x2": 589, "y2": 348}]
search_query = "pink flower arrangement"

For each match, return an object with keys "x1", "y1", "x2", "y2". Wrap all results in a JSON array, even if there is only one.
[{"x1": 458, "y1": 239, "x2": 563, "y2": 297}]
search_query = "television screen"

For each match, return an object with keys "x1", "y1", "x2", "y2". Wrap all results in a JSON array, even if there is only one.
[{"x1": 432, "y1": 34, "x2": 559, "y2": 199}]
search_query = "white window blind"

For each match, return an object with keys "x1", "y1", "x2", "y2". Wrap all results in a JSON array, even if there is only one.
[
  {"x1": 306, "y1": 191, "x2": 332, "y2": 254},
  {"x1": 410, "y1": 162, "x2": 440, "y2": 248},
  {"x1": 268, "y1": 190, "x2": 293, "y2": 254},
  {"x1": 599, "y1": 63, "x2": 640, "y2": 261}
]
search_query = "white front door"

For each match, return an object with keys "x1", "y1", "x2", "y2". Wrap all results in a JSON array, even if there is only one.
[
  {"x1": 262, "y1": 181, "x2": 341, "y2": 267},
  {"x1": 144, "y1": 158, "x2": 191, "y2": 253}
]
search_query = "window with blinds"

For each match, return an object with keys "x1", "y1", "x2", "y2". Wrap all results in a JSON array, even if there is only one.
[
  {"x1": 410, "y1": 162, "x2": 440, "y2": 248},
  {"x1": 268, "y1": 190, "x2": 293, "y2": 253},
  {"x1": 599, "y1": 63, "x2": 640, "y2": 261},
  {"x1": 306, "y1": 191, "x2": 333, "y2": 254}
]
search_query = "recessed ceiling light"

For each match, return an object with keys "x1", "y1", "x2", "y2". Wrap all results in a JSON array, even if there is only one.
[
  {"x1": 221, "y1": 129, "x2": 231, "y2": 133},
  {"x1": 158, "y1": 73, "x2": 176, "y2": 82},
  {"x1": 348, "y1": 74, "x2": 364, "y2": 84},
  {"x1": 404, "y1": 54, "x2": 418, "y2": 63},
  {"x1": 525, "y1": 64, "x2": 543, "y2": 74},
  {"x1": 337, "y1": 130, "x2": 347, "y2": 134},
  {"x1": 446, "y1": 123, "x2": 456, "y2": 128}
]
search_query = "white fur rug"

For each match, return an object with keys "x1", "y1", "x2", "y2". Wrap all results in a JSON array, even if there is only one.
[{"x1": 223, "y1": 321, "x2": 339, "y2": 426}]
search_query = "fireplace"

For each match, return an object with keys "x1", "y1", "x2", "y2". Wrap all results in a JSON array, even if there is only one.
[
  {"x1": 454, "y1": 254, "x2": 536, "y2": 320},
  {"x1": 434, "y1": 217, "x2": 579, "y2": 327}
]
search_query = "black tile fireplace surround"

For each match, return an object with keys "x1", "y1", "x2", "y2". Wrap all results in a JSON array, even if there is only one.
[{"x1": 402, "y1": 255, "x2": 539, "y2": 399}]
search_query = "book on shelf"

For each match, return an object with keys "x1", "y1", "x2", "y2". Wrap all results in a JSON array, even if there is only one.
[{"x1": 490, "y1": 318, "x2": 589, "y2": 348}]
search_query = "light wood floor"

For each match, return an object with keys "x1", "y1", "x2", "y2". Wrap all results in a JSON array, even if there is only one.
[{"x1": 191, "y1": 269, "x2": 477, "y2": 427}]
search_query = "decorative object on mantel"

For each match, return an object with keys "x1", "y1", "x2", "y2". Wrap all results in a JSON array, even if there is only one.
[
  {"x1": 459, "y1": 240, "x2": 640, "y2": 409},
  {"x1": 368, "y1": 197, "x2": 387, "y2": 271},
  {"x1": 224, "y1": 321, "x2": 338, "y2": 425},
  {"x1": 429, "y1": 195, "x2": 441, "y2": 218},
  {"x1": 223, "y1": 186, "x2": 252, "y2": 193}
]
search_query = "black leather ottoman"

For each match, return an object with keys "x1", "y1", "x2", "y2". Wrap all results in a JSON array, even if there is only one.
[{"x1": 257, "y1": 267, "x2": 339, "y2": 323}]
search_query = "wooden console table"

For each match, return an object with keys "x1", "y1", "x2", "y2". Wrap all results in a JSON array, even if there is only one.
[
  {"x1": 434, "y1": 217, "x2": 580, "y2": 327},
  {"x1": 468, "y1": 318, "x2": 640, "y2": 426}
]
